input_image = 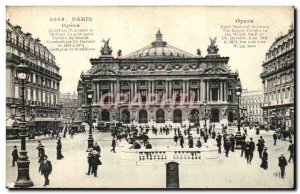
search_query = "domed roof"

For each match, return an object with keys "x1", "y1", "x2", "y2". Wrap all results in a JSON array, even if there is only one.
[{"x1": 124, "y1": 30, "x2": 195, "y2": 59}]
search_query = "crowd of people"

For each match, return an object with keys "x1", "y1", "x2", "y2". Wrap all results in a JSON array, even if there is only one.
[{"x1": 9, "y1": 122, "x2": 294, "y2": 187}]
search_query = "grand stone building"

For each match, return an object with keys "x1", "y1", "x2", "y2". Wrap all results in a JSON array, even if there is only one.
[
  {"x1": 241, "y1": 89, "x2": 263, "y2": 125},
  {"x1": 6, "y1": 20, "x2": 62, "y2": 132},
  {"x1": 260, "y1": 24, "x2": 295, "y2": 129},
  {"x1": 59, "y1": 91, "x2": 79, "y2": 123},
  {"x1": 77, "y1": 30, "x2": 241, "y2": 126}
]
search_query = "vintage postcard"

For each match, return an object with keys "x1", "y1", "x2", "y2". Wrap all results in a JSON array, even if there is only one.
[{"x1": 5, "y1": 6, "x2": 295, "y2": 189}]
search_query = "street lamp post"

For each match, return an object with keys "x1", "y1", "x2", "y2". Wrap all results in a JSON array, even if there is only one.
[
  {"x1": 234, "y1": 85, "x2": 243, "y2": 149},
  {"x1": 235, "y1": 86, "x2": 242, "y2": 132},
  {"x1": 203, "y1": 100, "x2": 207, "y2": 128},
  {"x1": 87, "y1": 89, "x2": 94, "y2": 150},
  {"x1": 14, "y1": 60, "x2": 34, "y2": 188}
]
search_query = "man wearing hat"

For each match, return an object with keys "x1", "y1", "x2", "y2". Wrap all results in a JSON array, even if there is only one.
[
  {"x1": 288, "y1": 140, "x2": 294, "y2": 163},
  {"x1": 111, "y1": 137, "x2": 116, "y2": 153},
  {"x1": 39, "y1": 155, "x2": 52, "y2": 186},
  {"x1": 91, "y1": 150, "x2": 101, "y2": 177},
  {"x1": 86, "y1": 148, "x2": 93, "y2": 175},
  {"x1": 36, "y1": 140, "x2": 44, "y2": 157},
  {"x1": 278, "y1": 154, "x2": 288, "y2": 179},
  {"x1": 224, "y1": 139, "x2": 231, "y2": 157},
  {"x1": 260, "y1": 147, "x2": 268, "y2": 170},
  {"x1": 11, "y1": 145, "x2": 18, "y2": 167},
  {"x1": 249, "y1": 138, "x2": 255, "y2": 164},
  {"x1": 256, "y1": 139, "x2": 265, "y2": 159},
  {"x1": 244, "y1": 141, "x2": 251, "y2": 164}
]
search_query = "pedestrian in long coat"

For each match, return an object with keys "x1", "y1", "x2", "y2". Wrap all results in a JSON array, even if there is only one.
[
  {"x1": 11, "y1": 145, "x2": 18, "y2": 167},
  {"x1": 36, "y1": 141, "x2": 44, "y2": 157},
  {"x1": 240, "y1": 139, "x2": 246, "y2": 158},
  {"x1": 249, "y1": 138, "x2": 255, "y2": 163},
  {"x1": 179, "y1": 135, "x2": 184, "y2": 148},
  {"x1": 260, "y1": 147, "x2": 268, "y2": 170},
  {"x1": 256, "y1": 139, "x2": 265, "y2": 159},
  {"x1": 86, "y1": 148, "x2": 93, "y2": 175},
  {"x1": 56, "y1": 138, "x2": 64, "y2": 160},
  {"x1": 188, "y1": 136, "x2": 193, "y2": 148},
  {"x1": 224, "y1": 139, "x2": 231, "y2": 157},
  {"x1": 174, "y1": 134, "x2": 178, "y2": 146},
  {"x1": 216, "y1": 134, "x2": 222, "y2": 154},
  {"x1": 196, "y1": 138, "x2": 202, "y2": 148},
  {"x1": 288, "y1": 141, "x2": 294, "y2": 162},
  {"x1": 38, "y1": 147, "x2": 46, "y2": 163},
  {"x1": 39, "y1": 155, "x2": 52, "y2": 186},
  {"x1": 111, "y1": 138, "x2": 116, "y2": 153},
  {"x1": 229, "y1": 134, "x2": 235, "y2": 152},
  {"x1": 278, "y1": 154, "x2": 288, "y2": 178},
  {"x1": 244, "y1": 141, "x2": 252, "y2": 164},
  {"x1": 212, "y1": 130, "x2": 216, "y2": 139},
  {"x1": 273, "y1": 133, "x2": 278, "y2": 146},
  {"x1": 91, "y1": 151, "x2": 101, "y2": 177}
]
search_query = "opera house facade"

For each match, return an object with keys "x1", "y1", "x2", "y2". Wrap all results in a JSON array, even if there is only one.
[{"x1": 77, "y1": 30, "x2": 241, "y2": 127}]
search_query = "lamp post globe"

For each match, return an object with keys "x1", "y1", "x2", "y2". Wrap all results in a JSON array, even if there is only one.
[
  {"x1": 14, "y1": 60, "x2": 34, "y2": 188},
  {"x1": 87, "y1": 89, "x2": 94, "y2": 150}
]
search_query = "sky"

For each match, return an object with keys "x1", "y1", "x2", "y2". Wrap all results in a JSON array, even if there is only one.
[{"x1": 6, "y1": 6, "x2": 294, "y2": 93}]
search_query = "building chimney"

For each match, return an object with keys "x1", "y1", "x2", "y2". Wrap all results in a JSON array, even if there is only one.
[{"x1": 36, "y1": 38, "x2": 41, "y2": 43}]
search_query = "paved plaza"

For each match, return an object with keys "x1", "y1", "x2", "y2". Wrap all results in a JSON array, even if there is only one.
[{"x1": 6, "y1": 126, "x2": 294, "y2": 189}]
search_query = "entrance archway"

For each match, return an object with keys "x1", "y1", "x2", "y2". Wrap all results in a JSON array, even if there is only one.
[
  {"x1": 156, "y1": 109, "x2": 165, "y2": 123},
  {"x1": 210, "y1": 108, "x2": 219, "y2": 122},
  {"x1": 122, "y1": 110, "x2": 130, "y2": 124},
  {"x1": 101, "y1": 109, "x2": 110, "y2": 121},
  {"x1": 173, "y1": 109, "x2": 182, "y2": 123},
  {"x1": 139, "y1": 110, "x2": 148, "y2": 123},
  {"x1": 190, "y1": 109, "x2": 199, "y2": 123}
]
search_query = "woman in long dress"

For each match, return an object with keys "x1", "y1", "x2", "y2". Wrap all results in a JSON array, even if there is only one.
[
  {"x1": 260, "y1": 147, "x2": 268, "y2": 170},
  {"x1": 56, "y1": 138, "x2": 64, "y2": 160}
]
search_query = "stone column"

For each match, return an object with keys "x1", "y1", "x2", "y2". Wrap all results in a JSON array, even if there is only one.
[
  {"x1": 198, "y1": 81, "x2": 200, "y2": 102},
  {"x1": 135, "y1": 81, "x2": 138, "y2": 101},
  {"x1": 224, "y1": 81, "x2": 227, "y2": 102},
  {"x1": 152, "y1": 80, "x2": 155, "y2": 94},
  {"x1": 110, "y1": 81, "x2": 113, "y2": 103},
  {"x1": 116, "y1": 81, "x2": 119, "y2": 102},
  {"x1": 169, "y1": 81, "x2": 172, "y2": 99},
  {"x1": 182, "y1": 80, "x2": 186, "y2": 102},
  {"x1": 220, "y1": 81, "x2": 223, "y2": 102},
  {"x1": 206, "y1": 81, "x2": 209, "y2": 102},
  {"x1": 131, "y1": 81, "x2": 134, "y2": 101},
  {"x1": 201, "y1": 79, "x2": 204, "y2": 102},
  {"x1": 186, "y1": 80, "x2": 189, "y2": 102},
  {"x1": 92, "y1": 81, "x2": 96, "y2": 104},
  {"x1": 148, "y1": 80, "x2": 151, "y2": 95},
  {"x1": 165, "y1": 80, "x2": 168, "y2": 99}
]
